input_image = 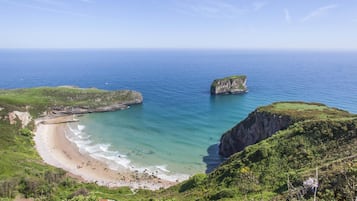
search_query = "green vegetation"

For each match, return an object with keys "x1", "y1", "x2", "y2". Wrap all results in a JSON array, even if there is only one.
[
  {"x1": 211, "y1": 75, "x2": 246, "y2": 87},
  {"x1": 0, "y1": 87, "x2": 146, "y2": 200},
  {"x1": 257, "y1": 101, "x2": 354, "y2": 121},
  {"x1": 156, "y1": 102, "x2": 356, "y2": 200},
  {"x1": 0, "y1": 88, "x2": 356, "y2": 200},
  {"x1": 0, "y1": 86, "x2": 142, "y2": 117}
]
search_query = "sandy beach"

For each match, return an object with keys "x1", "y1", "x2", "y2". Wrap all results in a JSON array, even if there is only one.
[{"x1": 34, "y1": 115, "x2": 176, "y2": 190}]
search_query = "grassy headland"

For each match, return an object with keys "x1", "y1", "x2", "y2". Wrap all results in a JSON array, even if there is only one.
[{"x1": 0, "y1": 88, "x2": 356, "y2": 200}]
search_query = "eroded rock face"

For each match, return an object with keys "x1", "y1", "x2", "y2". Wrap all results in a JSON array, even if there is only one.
[
  {"x1": 211, "y1": 75, "x2": 247, "y2": 95},
  {"x1": 50, "y1": 91, "x2": 143, "y2": 115},
  {"x1": 219, "y1": 110, "x2": 293, "y2": 157},
  {"x1": 8, "y1": 111, "x2": 32, "y2": 128}
]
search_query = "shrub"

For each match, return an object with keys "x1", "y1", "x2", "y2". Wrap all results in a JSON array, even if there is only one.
[
  {"x1": 209, "y1": 189, "x2": 235, "y2": 200},
  {"x1": 19, "y1": 128, "x2": 32, "y2": 137},
  {"x1": 179, "y1": 174, "x2": 207, "y2": 192}
]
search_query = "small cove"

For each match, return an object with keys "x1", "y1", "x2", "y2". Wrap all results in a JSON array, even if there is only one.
[{"x1": 1, "y1": 49, "x2": 357, "y2": 179}]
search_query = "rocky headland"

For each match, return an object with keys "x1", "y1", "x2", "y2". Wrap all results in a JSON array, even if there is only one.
[
  {"x1": 210, "y1": 75, "x2": 247, "y2": 95},
  {"x1": 49, "y1": 90, "x2": 143, "y2": 115},
  {"x1": 219, "y1": 102, "x2": 355, "y2": 157},
  {"x1": 219, "y1": 110, "x2": 293, "y2": 157}
]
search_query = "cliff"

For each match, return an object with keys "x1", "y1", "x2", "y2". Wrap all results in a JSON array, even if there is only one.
[
  {"x1": 49, "y1": 90, "x2": 143, "y2": 115},
  {"x1": 219, "y1": 110, "x2": 293, "y2": 157},
  {"x1": 219, "y1": 102, "x2": 353, "y2": 157},
  {"x1": 210, "y1": 75, "x2": 247, "y2": 95}
]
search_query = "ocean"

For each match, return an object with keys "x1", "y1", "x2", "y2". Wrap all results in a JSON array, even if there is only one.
[{"x1": 1, "y1": 49, "x2": 357, "y2": 181}]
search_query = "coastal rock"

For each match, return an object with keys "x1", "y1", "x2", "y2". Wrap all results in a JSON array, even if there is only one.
[
  {"x1": 8, "y1": 111, "x2": 32, "y2": 128},
  {"x1": 219, "y1": 110, "x2": 293, "y2": 157},
  {"x1": 210, "y1": 75, "x2": 247, "y2": 95},
  {"x1": 51, "y1": 90, "x2": 143, "y2": 115},
  {"x1": 218, "y1": 101, "x2": 354, "y2": 158}
]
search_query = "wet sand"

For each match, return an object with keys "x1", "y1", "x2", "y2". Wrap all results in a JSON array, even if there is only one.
[{"x1": 34, "y1": 115, "x2": 176, "y2": 190}]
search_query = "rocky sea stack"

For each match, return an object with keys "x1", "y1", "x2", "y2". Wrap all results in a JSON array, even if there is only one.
[{"x1": 210, "y1": 75, "x2": 247, "y2": 95}]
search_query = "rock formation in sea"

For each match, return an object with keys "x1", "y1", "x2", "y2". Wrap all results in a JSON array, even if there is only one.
[{"x1": 210, "y1": 75, "x2": 247, "y2": 95}]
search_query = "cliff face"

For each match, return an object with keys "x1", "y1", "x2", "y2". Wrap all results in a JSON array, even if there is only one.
[
  {"x1": 50, "y1": 90, "x2": 143, "y2": 115},
  {"x1": 219, "y1": 110, "x2": 293, "y2": 157},
  {"x1": 210, "y1": 75, "x2": 247, "y2": 95}
]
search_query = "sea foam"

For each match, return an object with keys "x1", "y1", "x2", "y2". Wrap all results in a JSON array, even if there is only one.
[{"x1": 64, "y1": 122, "x2": 189, "y2": 182}]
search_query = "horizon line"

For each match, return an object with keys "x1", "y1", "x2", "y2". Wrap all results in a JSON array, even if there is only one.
[{"x1": 1, "y1": 47, "x2": 357, "y2": 52}]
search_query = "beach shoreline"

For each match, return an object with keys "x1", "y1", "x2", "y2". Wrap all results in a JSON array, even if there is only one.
[{"x1": 34, "y1": 115, "x2": 177, "y2": 190}]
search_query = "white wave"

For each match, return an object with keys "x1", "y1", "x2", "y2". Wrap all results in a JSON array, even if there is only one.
[
  {"x1": 91, "y1": 152, "x2": 131, "y2": 170},
  {"x1": 78, "y1": 125, "x2": 85, "y2": 131},
  {"x1": 64, "y1": 122, "x2": 190, "y2": 183},
  {"x1": 128, "y1": 164, "x2": 190, "y2": 182},
  {"x1": 156, "y1": 165, "x2": 170, "y2": 173},
  {"x1": 99, "y1": 144, "x2": 110, "y2": 152}
]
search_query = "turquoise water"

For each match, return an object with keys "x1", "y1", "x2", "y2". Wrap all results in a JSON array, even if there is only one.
[{"x1": 1, "y1": 49, "x2": 357, "y2": 180}]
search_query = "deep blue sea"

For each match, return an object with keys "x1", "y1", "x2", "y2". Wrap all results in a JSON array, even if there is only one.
[{"x1": 1, "y1": 49, "x2": 357, "y2": 181}]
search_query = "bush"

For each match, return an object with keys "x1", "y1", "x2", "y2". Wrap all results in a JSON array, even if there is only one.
[
  {"x1": 19, "y1": 128, "x2": 32, "y2": 137},
  {"x1": 179, "y1": 174, "x2": 207, "y2": 192},
  {"x1": 210, "y1": 189, "x2": 235, "y2": 200},
  {"x1": 68, "y1": 194, "x2": 97, "y2": 201},
  {"x1": 0, "y1": 180, "x2": 17, "y2": 198},
  {"x1": 18, "y1": 178, "x2": 42, "y2": 198},
  {"x1": 68, "y1": 188, "x2": 89, "y2": 199}
]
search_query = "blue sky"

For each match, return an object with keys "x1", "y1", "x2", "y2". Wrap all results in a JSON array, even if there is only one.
[{"x1": 1, "y1": 0, "x2": 357, "y2": 49}]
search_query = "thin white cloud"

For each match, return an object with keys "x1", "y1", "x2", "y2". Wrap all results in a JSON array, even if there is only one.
[
  {"x1": 32, "y1": 0, "x2": 65, "y2": 6},
  {"x1": 252, "y1": 1, "x2": 267, "y2": 11},
  {"x1": 175, "y1": 0, "x2": 246, "y2": 18},
  {"x1": 284, "y1": 8, "x2": 292, "y2": 24},
  {"x1": 176, "y1": 0, "x2": 268, "y2": 19},
  {"x1": 0, "y1": 0, "x2": 88, "y2": 17},
  {"x1": 302, "y1": 4, "x2": 337, "y2": 22}
]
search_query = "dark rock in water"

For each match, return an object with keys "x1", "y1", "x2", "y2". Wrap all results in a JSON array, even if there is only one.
[{"x1": 210, "y1": 75, "x2": 247, "y2": 95}]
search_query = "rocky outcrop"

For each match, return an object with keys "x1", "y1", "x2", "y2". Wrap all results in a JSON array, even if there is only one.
[
  {"x1": 211, "y1": 75, "x2": 247, "y2": 95},
  {"x1": 51, "y1": 104, "x2": 130, "y2": 115},
  {"x1": 50, "y1": 91, "x2": 143, "y2": 115},
  {"x1": 8, "y1": 111, "x2": 32, "y2": 128},
  {"x1": 219, "y1": 110, "x2": 294, "y2": 157}
]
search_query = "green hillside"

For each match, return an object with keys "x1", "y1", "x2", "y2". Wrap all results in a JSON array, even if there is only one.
[
  {"x1": 0, "y1": 86, "x2": 142, "y2": 117},
  {"x1": 0, "y1": 88, "x2": 356, "y2": 200}
]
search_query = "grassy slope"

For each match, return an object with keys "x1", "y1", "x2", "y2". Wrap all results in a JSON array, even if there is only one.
[
  {"x1": 0, "y1": 87, "x2": 147, "y2": 200},
  {"x1": 1, "y1": 89, "x2": 356, "y2": 201},
  {"x1": 0, "y1": 86, "x2": 142, "y2": 117}
]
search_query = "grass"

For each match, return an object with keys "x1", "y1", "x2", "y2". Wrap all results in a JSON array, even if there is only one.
[
  {"x1": 0, "y1": 89, "x2": 356, "y2": 200},
  {"x1": 258, "y1": 101, "x2": 354, "y2": 121},
  {"x1": 161, "y1": 103, "x2": 356, "y2": 200},
  {"x1": 0, "y1": 87, "x2": 142, "y2": 117},
  {"x1": 159, "y1": 119, "x2": 356, "y2": 200}
]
